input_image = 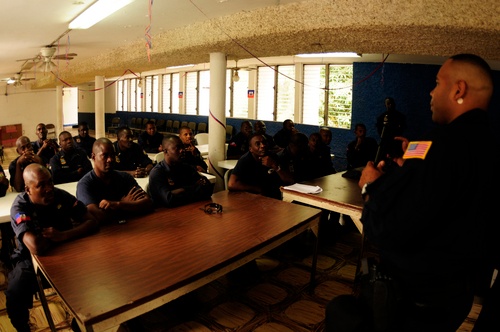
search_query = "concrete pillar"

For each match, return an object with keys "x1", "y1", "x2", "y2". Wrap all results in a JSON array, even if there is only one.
[
  {"x1": 95, "y1": 76, "x2": 105, "y2": 139},
  {"x1": 208, "y1": 52, "x2": 227, "y2": 192},
  {"x1": 55, "y1": 85, "x2": 63, "y2": 134}
]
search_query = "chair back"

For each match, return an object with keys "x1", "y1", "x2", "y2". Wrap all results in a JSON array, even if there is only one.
[
  {"x1": 180, "y1": 121, "x2": 188, "y2": 129},
  {"x1": 172, "y1": 120, "x2": 180, "y2": 133},
  {"x1": 188, "y1": 121, "x2": 197, "y2": 133},
  {"x1": 166, "y1": 120, "x2": 173, "y2": 132},
  {"x1": 46, "y1": 123, "x2": 56, "y2": 139},
  {"x1": 154, "y1": 152, "x2": 164, "y2": 163},
  {"x1": 226, "y1": 125, "x2": 234, "y2": 141},
  {"x1": 197, "y1": 122, "x2": 207, "y2": 133},
  {"x1": 194, "y1": 133, "x2": 209, "y2": 145},
  {"x1": 156, "y1": 119, "x2": 166, "y2": 132}
]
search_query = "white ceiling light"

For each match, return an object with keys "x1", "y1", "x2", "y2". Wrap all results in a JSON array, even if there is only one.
[
  {"x1": 232, "y1": 70, "x2": 240, "y2": 82},
  {"x1": 166, "y1": 64, "x2": 195, "y2": 70},
  {"x1": 69, "y1": 0, "x2": 136, "y2": 29},
  {"x1": 295, "y1": 52, "x2": 361, "y2": 58}
]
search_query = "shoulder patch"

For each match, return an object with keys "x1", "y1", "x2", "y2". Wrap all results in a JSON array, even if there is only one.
[
  {"x1": 15, "y1": 213, "x2": 31, "y2": 225},
  {"x1": 403, "y1": 141, "x2": 432, "y2": 160}
]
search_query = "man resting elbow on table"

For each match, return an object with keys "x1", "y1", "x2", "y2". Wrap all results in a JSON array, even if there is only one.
[
  {"x1": 76, "y1": 138, "x2": 153, "y2": 224},
  {"x1": 6, "y1": 164, "x2": 98, "y2": 332},
  {"x1": 228, "y1": 133, "x2": 284, "y2": 200},
  {"x1": 148, "y1": 135, "x2": 213, "y2": 208}
]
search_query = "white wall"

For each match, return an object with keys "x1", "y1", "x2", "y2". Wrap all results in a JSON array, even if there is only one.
[
  {"x1": 0, "y1": 87, "x2": 57, "y2": 142},
  {"x1": 0, "y1": 82, "x2": 117, "y2": 144}
]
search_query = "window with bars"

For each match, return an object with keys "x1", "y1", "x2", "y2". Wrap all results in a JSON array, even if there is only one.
[
  {"x1": 116, "y1": 61, "x2": 352, "y2": 129},
  {"x1": 303, "y1": 64, "x2": 352, "y2": 128},
  {"x1": 144, "y1": 76, "x2": 159, "y2": 113},
  {"x1": 162, "y1": 74, "x2": 171, "y2": 113}
]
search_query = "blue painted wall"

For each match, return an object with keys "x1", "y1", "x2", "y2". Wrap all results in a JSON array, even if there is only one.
[{"x1": 81, "y1": 62, "x2": 500, "y2": 172}]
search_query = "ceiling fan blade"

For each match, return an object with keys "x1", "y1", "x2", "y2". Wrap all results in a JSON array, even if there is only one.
[
  {"x1": 20, "y1": 61, "x2": 38, "y2": 71},
  {"x1": 52, "y1": 54, "x2": 77, "y2": 60}
]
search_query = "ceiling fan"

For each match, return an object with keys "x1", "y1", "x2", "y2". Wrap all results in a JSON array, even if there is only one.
[
  {"x1": 1, "y1": 72, "x2": 36, "y2": 87},
  {"x1": 17, "y1": 46, "x2": 78, "y2": 73}
]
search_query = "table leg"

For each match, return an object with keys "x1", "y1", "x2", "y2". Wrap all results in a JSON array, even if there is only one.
[
  {"x1": 35, "y1": 270, "x2": 56, "y2": 332},
  {"x1": 308, "y1": 223, "x2": 319, "y2": 292}
]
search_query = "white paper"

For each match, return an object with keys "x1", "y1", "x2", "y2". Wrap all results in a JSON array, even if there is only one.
[{"x1": 283, "y1": 183, "x2": 323, "y2": 194}]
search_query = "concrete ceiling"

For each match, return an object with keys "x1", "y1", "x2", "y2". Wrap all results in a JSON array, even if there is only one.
[{"x1": 1, "y1": 0, "x2": 499, "y2": 89}]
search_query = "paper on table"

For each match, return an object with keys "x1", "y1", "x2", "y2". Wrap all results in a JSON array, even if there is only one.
[{"x1": 283, "y1": 183, "x2": 323, "y2": 194}]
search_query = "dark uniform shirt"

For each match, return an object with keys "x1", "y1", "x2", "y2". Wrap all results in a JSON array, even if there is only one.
[
  {"x1": 232, "y1": 151, "x2": 283, "y2": 199},
  {"x1": 76, "y1": 169, "x2": 139, "y2": 207},
  {"x1": 181, "y1": 145, "x2": 208, "y2": 172},
  {"x1": 138, "y1": 131, "x2": 164, "y2": 154},
  {"x1": 74, "y1": 135, "x2": 96, "y2": 158},
  {"x1": 10, "y1": 188, "x2": 87, "y2": 262},
  {"x1": 32, "y1": 139, "x2": 59, "y2": 165},
  {"x1": 49, "y1": 147, "x2": 92, "y2": 184},
  {"x1": 112, "y1": 141, "x2": 153, "y2": 171},
  {"x1": 148, "y1": 160, "x2": 213, "y2": 207},
  {"x1": 346, "y1": 136, "x2": 378, "y2": 170},
  {"x1": 362, "y1": 109, "x2": 499, "y2": 301},
  {"x1": 227, "y1": 132, "x2": 250, "y2": 159}
]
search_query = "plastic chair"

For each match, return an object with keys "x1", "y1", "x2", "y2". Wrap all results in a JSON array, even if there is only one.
[
  {"x1": 226, "y1": 125, "x2": 234, "y2": 142},
  {"x1": 107, "y1": 117, "x2": 121, "y2": 137},
  {"x1": 46, "y1": 123, "x2": 56, "y2": 139},
  {"x1": 197, "y1": 122, "x2": 207, "y2": 133},
  {"x1": 165, "y1": 120, "x2": 173, "y2": 133},
  {"x1": 194, "y1": 133, "x2": 209, "y2": 145},
  {"x1": 188, "y1": 121, "x2": 197, "y2": 134},
  {"x1": 155, "y1": 119, "x2": 166, "y2": 133},
  {"x1": 172, "y1": 120, "x2": 180, "y2": 133},
  {"x1": 154, "y1": 152, "x2": 164, "y2": 163}
]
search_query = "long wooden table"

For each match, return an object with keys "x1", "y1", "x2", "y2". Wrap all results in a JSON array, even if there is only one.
[
  {"x1": 281, "y1": 172, "x2": 364, "y2": 233},
  {"x1": 33, "y1": 190, "x2": 322, "y2": 332}
]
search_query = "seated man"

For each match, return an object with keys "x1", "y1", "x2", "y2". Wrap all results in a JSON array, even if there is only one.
[
  {"x1": 275, "y1": 132, "x2": 321, "y2": 184},
  {"x1": 77, "y1": 138, "x2": 153, "y2": 224},
  {"x1": 308, "y1": 132, "x2": 336, "y2": 177},
  {"x1": 319, "y1": 126, "x2": 333, "y2": 147},
  {"x1": 148, "y1": 135, "x2": 213, "y2": 207},
  {"x1": 31, "y1": 123, "x2": 59, "y2": 166},
  {"x1": 346, "y1": 123, "x2": 378, "y2": 170},
  {"x1": 9, "y1": 136, "x2": 44, "y2": 192},
  {"x1": 228, "y1": 133, "x2": 284, "y2": 200},
  {"x1": 113, "y1": 126, "x2": 154, "y2": 178},
  {"x1": 6, "y1": 164, "x2": 98, "y2": 332},
  {"x1": 273, "y1": 119, "x2": 298, "y2": 149},
  {"x1": 227, "y1": 120, "x2": 253, "y2": 160},
  {"x1": 73, "y1": 121, "x2": 96, "y2": 158},
  {"x1": 178, "y1": 125, "x2": 208, "y2": 172},
  {"x1": 138, "y1": 120, "x2": 164, "y2": 153},
  {"x1": 49, "y1": 131, "x2": 93, "y2": 184},
  {"x1": 254, "y1": 120, "x2": 279, "y2": 153}
]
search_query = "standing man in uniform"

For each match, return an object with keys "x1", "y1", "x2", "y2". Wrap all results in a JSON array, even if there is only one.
[{"x1": 330, "y1": 54, "x2": 498, "y2": 331}]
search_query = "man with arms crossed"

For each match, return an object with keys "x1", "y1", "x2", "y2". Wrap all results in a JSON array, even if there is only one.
[{"x1": 77, "y1": 138, "x2": 153, "y2": 224}]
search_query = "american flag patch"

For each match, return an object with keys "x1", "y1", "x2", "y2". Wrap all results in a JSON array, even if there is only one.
[
  {"x1": 403, "y1": 141, "x2": 432, "y2": 160},
  {"x1": 15, "y1": 213, "x2": 30, "y2": 225}
]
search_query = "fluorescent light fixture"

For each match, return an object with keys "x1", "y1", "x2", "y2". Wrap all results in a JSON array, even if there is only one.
[
  {"x1": 166, "y1": 64, "x2": 195, "y2": 70},
  {"x1": 296, "y1": 52, "x2": 361, "y2": 58},
  {"x1": 69, "y1": 0, "x2": 135, "y2": 29}
]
